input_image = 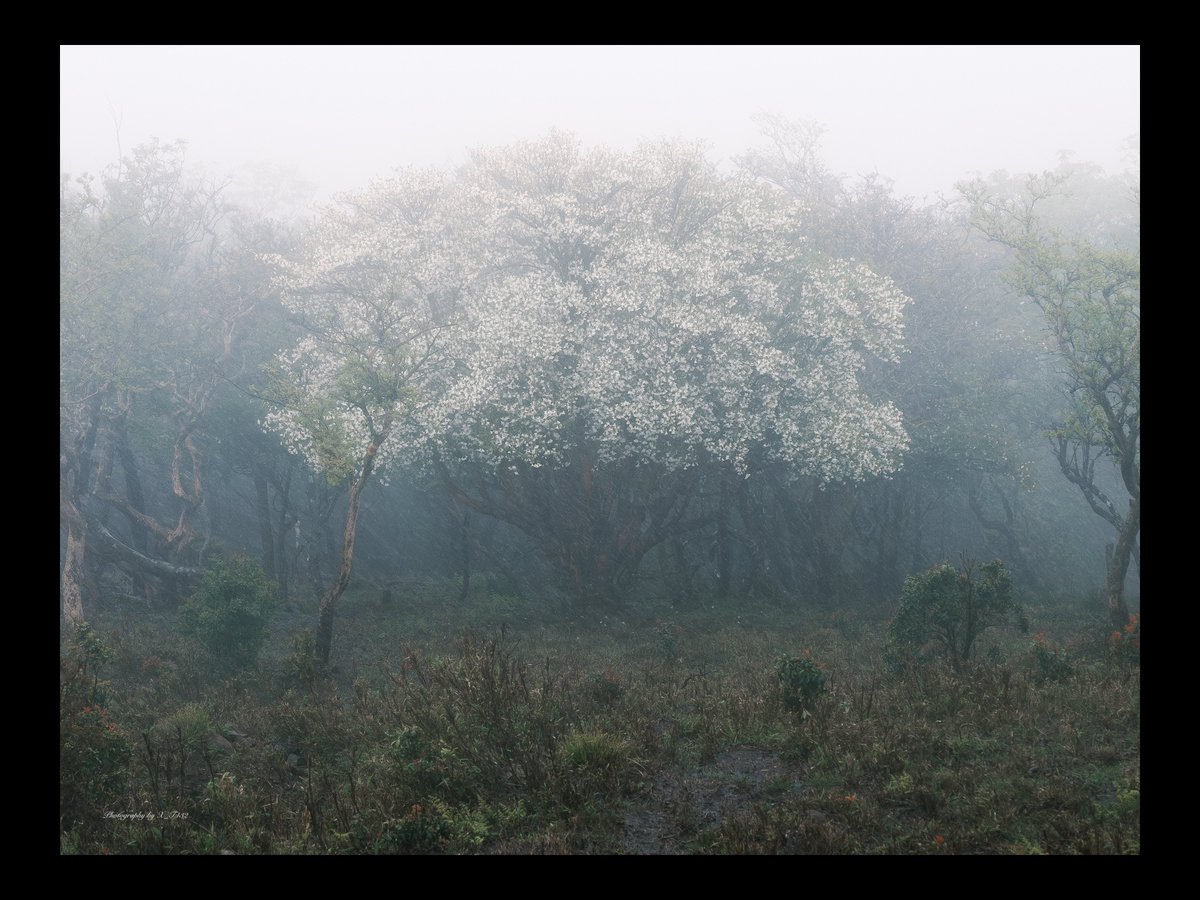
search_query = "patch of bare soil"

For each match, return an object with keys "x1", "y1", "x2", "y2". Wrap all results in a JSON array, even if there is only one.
[{"x1": 621, "y1": 747, "x2": 801, "y2": 854}]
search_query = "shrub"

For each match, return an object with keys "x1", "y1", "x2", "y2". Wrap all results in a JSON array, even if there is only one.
[
  {"x1": 359, "y1": 804, "x2": 452, "y2": 854},
  {"x1": 179, "y1": 555, "x2": 276, "y2": 667},
  {"x1": 1031, "y1": 632, "x2": 1074, "y2": 684},
  {"x1": 654, "y1": 620, "x2": 683, "y2": 662},
  {"x1": 286, "y1": 628, "x2": 318, "y2": 691},
  {"x1": 61, "y1": 625, "x2": 130, "y2": 832},
  {"x1": 1106, "y1": 613, "x2": 1140, "y2": 668},
  {"x1": 557, "y1": 729, "x2": 634, "y2": 802},
  {"x1": 830, "y1": 610, "x2": 865, "y2": 643},
  {"x1": 155, "y1": 702, "x2": 212, "y2": 751},
  {"x1": 392, "y1": 629, "x2": 560, "y2": 795},
  {"x1": 887, "y1": 557, "x2": 1027, "y2": 671},
  {"x1": 777, "y1": 653, "x2": 827, "y2": 713},
  {"x1": 560, "y1": 728, "x2": 629, "y2": 772},
  {"x1": 385, "y1": 726, "x2": 480, "y2": 803}
]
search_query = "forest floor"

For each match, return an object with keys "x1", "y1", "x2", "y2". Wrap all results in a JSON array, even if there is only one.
[
  {"x1": 620, "y1": 745, "x2": 798, "y2": 853},
  {"x1": 61, "y1": 576, "x2": 1140, "y2": 854}
]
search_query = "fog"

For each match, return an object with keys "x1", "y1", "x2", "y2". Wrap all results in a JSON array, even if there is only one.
[
  {"x1": 61, "y1": 45, "x2": 1140, "y2": 856},
  {"x1": 60, "y1": 44, "x2": 1141, "y2": 618},
  {"x1": 61, "y1": 45, "x2": 1139, "y2": 205}
]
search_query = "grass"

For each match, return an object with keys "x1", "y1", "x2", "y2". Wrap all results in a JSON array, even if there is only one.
[{"x1": 60, "y1": 578, "x2": 1139, "y2": 854}]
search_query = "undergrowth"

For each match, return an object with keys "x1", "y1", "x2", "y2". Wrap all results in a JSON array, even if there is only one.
[{"x1": 60, "y1": 580, "x2": 1139, "y2": 854}]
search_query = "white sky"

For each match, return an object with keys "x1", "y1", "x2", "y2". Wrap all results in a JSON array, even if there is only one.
[{"x1": 60, "y1": 45, "x2": 1139, "y2": 205}]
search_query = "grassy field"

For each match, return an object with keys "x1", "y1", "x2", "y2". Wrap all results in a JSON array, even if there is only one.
[{"x1": 60, "y1": 578, "x2": 1139, "y2": 854}]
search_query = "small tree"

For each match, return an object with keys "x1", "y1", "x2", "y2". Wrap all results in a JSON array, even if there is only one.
[
  {"x1": 263, "y1": 168, "x2": 464, "y2": 665},
  {"x1": 962, "y1": 169, "x2": 1139, "y2": 627},
  {"x1": 888, "y1": 557, "x2": 1026, "y2": 671}
]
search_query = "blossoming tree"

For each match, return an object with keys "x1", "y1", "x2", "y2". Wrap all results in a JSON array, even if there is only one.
[
  {"x1": 415, "y1": 134, "x2": 911, "y2": 607},
  {"x1": 267, "y1": 134, "x2": 912, "y2": 643},
  {"x1": 264, "y1": 169, "x2": 466, "y2": 663}
]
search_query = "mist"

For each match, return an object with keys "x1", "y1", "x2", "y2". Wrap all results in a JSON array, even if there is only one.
[
  {"x1": 60, "y1": 45, "x2": 1140, "y2": 856},
  {"x1": 61, "y1": 46, "x2": 1139, "y2": 205}
]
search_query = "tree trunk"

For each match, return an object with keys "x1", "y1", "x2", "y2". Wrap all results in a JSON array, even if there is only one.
[
  {"x1": 273, "y1": 458, "x2": 295, "y2": 603},
  {"x1": 61, "y1": 387, "x2": 106, "y2": 627},
  {"x1": 115, "y1": 421, "x2": 154, "y2": 605},
  {"x1": 254, "y1": 469, "x2": 277, "y2": 583},
  {"x1": 438, "y1": 453, "x2": 703, "y2": 614},
  {"x1": 1106, "y1": 496, "x2": 1139, "y2": 629},
  {"x1": 304, "y1": 477, "x2": 342, "y2": 600},
  {"x1": 458, "y1": 506, "x2": 471, "y2": 602},
  {"x1": 715, "y1": 478, "x2": 733, "y2": 601},
  {"x1": 315, "y1": 437, "x2": 384, "y2": 668},
  {"x1": 62, "y1": 514, "x2": 88, "y2": 628},
  {"x1": 671, "y1": 537, "x2": 696, "y2": 608},
  {"x1": 85, "y1": 511, "x2": 204, "y2": 582}
]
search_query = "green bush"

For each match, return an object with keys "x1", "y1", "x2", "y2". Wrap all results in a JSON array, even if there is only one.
[
  {"x1": 1031, "y1": 633, "x2": 1074, "y2": 684},
  {"x1": 557, "y1": 728, "x2": 634, "y2": 803},
  {"x1": 286, "y1": 628, "x2": 318, "y2": 690},
  {"x1": 357, "y1": 804, "x2": 452, "y2": 854},
  {"x1": 1106, "y1": 613, "x2": 1140, "y2": 668},
  {"x1": 560, "y1": 728, "x2": 629, "y2": 772},
  {"x1": 155, "y1": 702, "x2": 212, "y2": 751},
  {"x1": 887, "y1": 558, "x2": 1026, "y2": 671},
  {"x1": 179, "y1": 555, "x2": 276, "y2": 668},
  {"x1": 777, "y1": 654, "x2": 827, "y2": 713},
  {"x1": 60, "y1": 624, "x2": 130, "y2": 833}
]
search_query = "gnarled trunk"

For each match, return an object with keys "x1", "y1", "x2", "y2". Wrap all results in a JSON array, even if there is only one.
[
  {"x1": 1106, "y1": 495, "x2": 1139, "y2": 628},
  {"x1": 62, "y1": 509, "x2": 88, "y2": 628}
]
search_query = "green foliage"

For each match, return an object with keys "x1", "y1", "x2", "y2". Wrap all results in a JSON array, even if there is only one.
[
  {"x1": 557, "y1": 729, "x2": 633, "y2": 801},
  {"x1": 887, "y1": 558, "x2": 1027, "y2": 671},
  {"x1": 61, "y1": 581, "x2": 1139, "y2": 855},
  {"x1": 70, "y1": 621, "x2": 114, "y2": 669},
  {"x1": 1106, "y1": 614, "x2": 1141, "y2": 668},
  {"x1": 385, "y1": 726, "x2": 481, "y2": 803},
  {"x1": 154, "y1": 702, "x2": 212, "y2": 751},
  {"x1": 560, "y1": 729, "x2": 630, "y2": 771},
  {"x1": 392, "y1": 629, "x2": 563, "y2": 796},
  {"x1": 61, "y1": 622, "x2": 115, "y2": 710},
  {"x1": 357, "y1": 804, "x2": 452, "y2": 854},
  {"x1": 286, "y1": 628, "x2": 318, "y2": 691},
  {"x1": 60, "y1": 626, "x2": 130, "y2": 832},
  {"x1": 962, "y1": 168, "x2": 1139, "y2": 626},
  {"x1": 654, "y1": 619, "x2": 683, "y2": 662},
  {"x1": 179, "y1": 556, "x2": 276, "y2": 667},
  {"x1": 777, "y1": 654, "x2": 827, "y2": 713},
  {"x1": 61, "y1": 140, "x2": 273, "y2": 632},
  {"x1": 1031, "y1": 633, "x2": 1075, "y2": 684},
  {"x1": 59, "y1": 701, "x2": 130, "y2": 821},
  {"x1": 830, "y1": 610, "x2": 865, "y2": 643}
]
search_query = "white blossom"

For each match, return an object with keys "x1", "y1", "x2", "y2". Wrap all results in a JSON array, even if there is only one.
[{"x1": 265, "y1": 134, "x2": 911, "y2": 488}]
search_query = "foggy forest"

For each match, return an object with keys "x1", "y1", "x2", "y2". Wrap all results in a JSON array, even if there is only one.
[{"x1": 61, "y1": 47, "x2": 1139, "y2": 855}]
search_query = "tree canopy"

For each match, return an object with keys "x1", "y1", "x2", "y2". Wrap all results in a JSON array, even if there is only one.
[
  {"x1": 962, "y1": 167, "x2": 1139, "y2": 626},
  {"x1": 418, "y1": 135, "x2": 910, "y2": 481},
  {"x1": 263, "y1": 133, "x2": 913, "y2": 626}
]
